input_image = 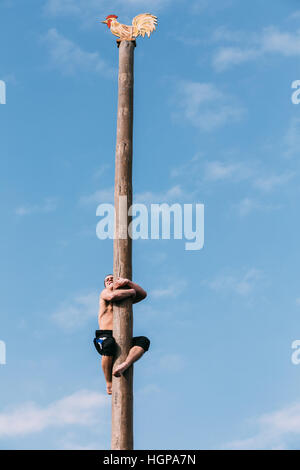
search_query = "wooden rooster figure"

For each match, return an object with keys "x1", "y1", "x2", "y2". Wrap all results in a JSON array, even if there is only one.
[{"x1": 101, "y1": 13, "x2": 157, "y2": 41}]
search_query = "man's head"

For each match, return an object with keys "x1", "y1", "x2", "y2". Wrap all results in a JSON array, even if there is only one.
[{"x1": 104, "y1": 274, "x2": 113, "y2": 288}]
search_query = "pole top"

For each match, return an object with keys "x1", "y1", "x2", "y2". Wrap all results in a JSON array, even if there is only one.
[{"x1": 116, "y1": 39, "x2": 136, "y2": 48}]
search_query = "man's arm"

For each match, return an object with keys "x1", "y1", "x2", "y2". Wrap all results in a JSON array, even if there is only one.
[
  {"x1": 129, "y1": 281, "x2": 147, "y2": 303},
  {"x1": 101, "y1": 287, "x2": 136, "y2": 303},
  {"x1": 114, "y1": 278, "x2": 147, "y2": 304}
]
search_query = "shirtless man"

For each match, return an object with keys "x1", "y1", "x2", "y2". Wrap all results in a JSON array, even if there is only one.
[{"x1": 93, "y1": 274, "x2": 150, "y2": 395}]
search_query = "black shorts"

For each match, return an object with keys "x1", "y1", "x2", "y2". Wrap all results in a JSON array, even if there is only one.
[{"x1": 93, "y1": 330, "x2": 150, "y2": 357}]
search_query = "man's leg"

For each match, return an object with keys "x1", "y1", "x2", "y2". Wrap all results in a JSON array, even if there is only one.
[
  {"x1": 113, "y1": 346, "x2": 144, "y2": 377},
  {"x1": 102, "y1": 355, "x2": 113, "y2": 394}
]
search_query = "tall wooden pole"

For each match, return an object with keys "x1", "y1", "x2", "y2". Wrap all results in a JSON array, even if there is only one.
[{"x1": 111, "y1": 39, "x2": 135, "y2": 451}]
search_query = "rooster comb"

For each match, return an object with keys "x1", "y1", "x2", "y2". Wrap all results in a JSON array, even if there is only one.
[{"x1": 106, "y1": 14, "x2": 118, "y2": 20}]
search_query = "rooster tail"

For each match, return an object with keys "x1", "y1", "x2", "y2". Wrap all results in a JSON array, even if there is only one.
[{"x1": 132, "y1": 13, "x2": 157, "y2": 38}]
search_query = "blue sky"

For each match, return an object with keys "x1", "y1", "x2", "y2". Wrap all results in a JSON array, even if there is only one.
[{"x1": 1, "y1": 0, "x2": 300, "y2": 450}]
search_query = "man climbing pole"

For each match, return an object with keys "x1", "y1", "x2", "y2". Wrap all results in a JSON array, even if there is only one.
[{"x1": 93, "y1": 275, "x2": 150, "y2": 395}]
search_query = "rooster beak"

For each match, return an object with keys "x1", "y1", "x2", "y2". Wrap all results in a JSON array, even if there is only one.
[{"x1": 101, "y1": 20, "x2": 107, "y2": 24}]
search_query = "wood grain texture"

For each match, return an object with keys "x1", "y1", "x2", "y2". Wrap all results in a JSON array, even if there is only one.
[{"x1": 111, "y1": 40, "x2": 135, "y2": 451}]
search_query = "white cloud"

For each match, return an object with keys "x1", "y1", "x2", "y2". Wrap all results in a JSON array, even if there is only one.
[
  {"x1": 189, "y1": 0, "x2": 234, "y2": 14},
  {"x1": 261, "y1": 26, "x2": 300, "y2": 56},
  {"x1": 45, "y1": 0, "x2": 83, "y2": 16},
  {"x1": 79, "y1": 187, "x2": 114, "y2": 206},
  {"x1": 125, "y1": 0, "x2": 170, "y2": 7},
  {"x1": 207, "y1": 268, "x2": 263, "y2": 296},
  {"x1": 213, "y1": 47, "x2": 258, "y2": 72},
  {"x1": 137, "y1": 384, "x2": 161, "y2": 395},
  {"x1": 0, "y1": 390, "x2": 108, "y2": 437},
  {"x1": 43, "y1": 28, "x2": 114, "y2": 77},
  {"x1": 212, "y1": 26, "x2": 248, "y2": 44},
  {"x1": 204, "y1": 160, "x2": 252, "y2": 182},
  {"x1": 224, "y1": 400, "x2": 300, "y2": 450},
  {"x1": 253, "y1": 171, "x2": 295, "y2": 192},
  {"x1": 0, "y1": 0, "x2": 14, "y2": 7},
  {"x1": 171, "y1": 153, "x2": 253, "y2": 185},
  {"x1": 213, "y1": 26, "x2": 300, "y2": 71},
  {"x1": 51, "y1": 291, "x2": 98, "y2": 329},
  {"x1": 44, "y1": 0, "x2": 169, "y2": 24},
  {"x1": 15, "y1": 198, "x2": 58, "y2": 216},
  {"x1": 235, "y1": 198, "x2": 260, "y2": 216},
  {"x1": 170, "y1": 153, "x2": 203, "y2": 179},
  {"x1": 188, "y1": 0, "x2": 209, "y2": 13},
  {"x1": 235, "y1": 198, "x2": 282, "y2": 217},
  {"x1": 135, "y1": 185, "x2": 186, "y2": 204},
  {"x1": 171, "y1": 151, "x2": 295, "y2": 207},
  {"x1": 174, "y1": 81, "x2": 244, "y2": 131},
  {"x1": 150, "y1": 280, "x2": 187, "y2": 299},
  {"x1": 60, "y1": 440, "x2": 101, "y2": 450},
  {"x1": 289, "y1": 10, "x2": 300, "y2": 20},
  {"x1": 80, "y1": 184, "x2": 193, "y2": 207}
]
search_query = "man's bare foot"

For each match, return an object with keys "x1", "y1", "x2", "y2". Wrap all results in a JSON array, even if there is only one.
[
  {"x1": 106, "y1": 383, "x2": 112, "y2": 395},
  {"x1": 113, "y1": 361, "x2": 130, "y2": 377}
]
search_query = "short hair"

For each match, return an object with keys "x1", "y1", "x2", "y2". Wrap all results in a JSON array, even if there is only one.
[{"x1": 104, "y1": 274, "x2": 113, "y2": 287}]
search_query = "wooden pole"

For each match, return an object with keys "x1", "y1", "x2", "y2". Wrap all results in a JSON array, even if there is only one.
[{"x1": 111, "y1": 39, "x2": 136, "y2": 451}]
